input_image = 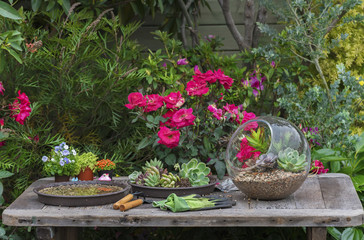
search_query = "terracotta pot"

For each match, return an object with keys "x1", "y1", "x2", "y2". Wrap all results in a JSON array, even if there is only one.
[
  {"x1": 54, "y1": 175, "x2": 70, "y2": 182},
  {"x1": 77, "y1": 167, "x2": 94, "y2": 181},
  {"x1": 97, "y1": 170, "x2": 114, "y2": 179}
]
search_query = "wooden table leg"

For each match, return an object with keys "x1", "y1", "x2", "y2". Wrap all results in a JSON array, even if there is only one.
[
  {"x1": 307, "y1": 227, "x2": 327, "y2": 240},
  {"x1": 55, "y1": 227, "x2": 78, "y2": 240}
]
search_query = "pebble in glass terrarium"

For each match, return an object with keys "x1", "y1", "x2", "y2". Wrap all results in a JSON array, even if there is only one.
[{"x1": 225, "y1": 116, "x2": 310, "y2": 200}]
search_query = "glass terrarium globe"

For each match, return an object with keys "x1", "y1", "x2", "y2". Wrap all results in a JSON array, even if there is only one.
[{"x1": 225, "y1": 116, "x2": 311, "y2": 200}]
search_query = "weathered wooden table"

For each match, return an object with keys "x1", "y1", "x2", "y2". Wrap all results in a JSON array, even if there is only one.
[{"x1": 3, "y1": 173, "x2": 363, "y2": 240}]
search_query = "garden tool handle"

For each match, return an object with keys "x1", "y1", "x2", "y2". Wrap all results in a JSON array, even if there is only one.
[
  {"x1": 113, "y1": 194, "x2": 134, "y2": 210},
  {"x1": 119, "y1": 199, "x2": 144, "y2": 211}
]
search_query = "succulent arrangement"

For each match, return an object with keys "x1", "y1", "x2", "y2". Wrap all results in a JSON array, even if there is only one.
[
  {"x1": 277, "y1": 147, "x2": 307, "y2": 172},
  {"x1": 128, "y1": 158, "x2": 211, "y2": 188}
]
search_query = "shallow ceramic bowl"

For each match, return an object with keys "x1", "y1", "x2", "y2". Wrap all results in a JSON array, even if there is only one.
[{"x1": 33, "y1": 180, "x2": 130, "y2": 206}]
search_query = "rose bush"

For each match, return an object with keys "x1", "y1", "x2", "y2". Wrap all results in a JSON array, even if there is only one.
[
  {"x1": 0, "y1": 82, "x2": 32, "y2": 144},
  {"x1": 125, "y1": 67, "x2": 258, "y2": 178}
]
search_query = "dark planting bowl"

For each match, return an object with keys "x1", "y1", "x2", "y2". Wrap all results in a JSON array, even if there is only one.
[
  {"x1": 33, "y1": 180, "x2": 130, "y2": 206},
  {"x1": 129, "y1": 175, "x2": 217, "y2": 198}
]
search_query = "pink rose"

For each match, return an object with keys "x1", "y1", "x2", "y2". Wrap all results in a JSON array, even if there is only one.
[
  {"x1": 171, "y1": 108, "x2": 196, "y2": 129},
  {"x1": 214, "y1": 69, "x2": 233, "y2": 89},
  {"x1": 186, "y1": 80, "x2": 209, "y2": 96},
  {"x1": 240, "y1": 111, "x2": 258, "y2": 130},
  {"x1": 144, "y1": 94, "x2": 164, "y2": 112},
  {"x1": 310, "y1": 160, "x2": 329, "y2": 174},
  {"x1": 164, "y1": 91, "x2": 185, "y2": 109},
  {"x1": 193, "y1": 69, "x2": 216, "y2": 83},
  {"x1": 125, "y1": 92, "x2": 147, "y2": 109},
  {"x1": 0, "y1": 82, "x2": 5, "y2": 95},
  {"x1": 236, "y1": 138, "x2": 260, "y2": 162},
  {"x1": 158, "y1": 126, "x2": 180, "y2": 148},
  {"x1": 9, "y1": 91, "x2": 32, "y2": 125}
]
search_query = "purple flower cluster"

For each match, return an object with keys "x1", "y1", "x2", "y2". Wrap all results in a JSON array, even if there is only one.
[
  {"x1": 302, "y1": 127, "x2": 321, "y2": 146},
  {"x1": 242, "y1": 71, "x2": 266, "y2": 97}
]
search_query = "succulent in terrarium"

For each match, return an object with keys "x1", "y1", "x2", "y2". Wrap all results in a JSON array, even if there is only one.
[
  {"x1": 245, "y1": 127, "x2": 270, "y2": 153},
  {"x1": 277, "y1": 147, "x2": 307, "y2": 172},
  {"x1": 160, "y1": 173, "x2": 180, "y2": 188},
  {"x1": 255, "y1": 153, "x2": 278, "y2": 171},
  {"x1": 175, "y1": 158, "x2": 211, "y2": 187}
]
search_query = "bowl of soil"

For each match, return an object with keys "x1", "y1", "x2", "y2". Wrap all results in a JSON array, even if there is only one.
[
  {"x1": 33, "y1": 180, "x2": 130, "y2": 206},
  {"x1": 225, "y1": 116, "x2": 310, "y2": 200}
]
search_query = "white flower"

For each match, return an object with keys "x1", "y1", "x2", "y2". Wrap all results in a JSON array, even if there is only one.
[
  {"x1": 51, "y1": 158, "x2": 55, "y2": 162},
  {"x1": 64, "y1": 145, "x2": 69, "y2": 150},
  {"x1": 72, "y1": 149, "x2": 77, "y2": 156}
]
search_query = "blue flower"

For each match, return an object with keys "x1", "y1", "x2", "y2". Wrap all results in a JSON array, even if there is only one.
[
  {"x1": 64, "y1": 157, "x2": 70, "y2": 164},
  {"x1": 59, "y1": 160, "x2": 65, "y2": 166},
  {"x1": 42, "y1": 156, "x2": 48, "y2": 162},
  {"x1": 62, "y1": 150, "x2": 70, "y2": 156},
  {"x1": 60, "y1": 142, "x2": 66, "y2": 148},
  {"x1": 55, "y1": 146, "x2": 60, "y2": 152}
]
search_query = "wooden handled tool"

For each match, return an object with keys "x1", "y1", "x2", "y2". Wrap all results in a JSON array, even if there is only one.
[
  {"x1": 119, "y1": 199, "x2": 143, "y2": 211},
  {"x1": 113, "y1": 194, "x2": 134, "y2": 210}
]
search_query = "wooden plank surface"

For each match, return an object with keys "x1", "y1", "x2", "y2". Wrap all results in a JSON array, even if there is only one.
[{"x1": 2, "y1": 174, "x2": 363, "y2": 228}]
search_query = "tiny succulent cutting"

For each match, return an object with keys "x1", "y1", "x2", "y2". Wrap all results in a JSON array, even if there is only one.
[
  {"x1": 277, "y1": 147, "x2": 307, "y2": 172},
  {"x1": 255, "y1": 153, "x2": 278, "y2": 170},
  {"x1": 128, "y1": 158, "x2": 211, "y2": 188}
]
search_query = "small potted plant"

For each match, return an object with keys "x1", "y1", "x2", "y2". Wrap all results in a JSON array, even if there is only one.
[
  {"x1": 41, "y1": 142, "x2": 78, "y2": 182},
  {"x1": 74, "y1": 152, "x2": 98, "y2": 181},
  {"x1": 95, "y1": 159, "x2": 116, "y2": 179}
]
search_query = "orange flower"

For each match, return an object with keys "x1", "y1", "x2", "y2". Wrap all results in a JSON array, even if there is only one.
[{"x1": 96, "y1": 159, "x2": 116, "y2": 171}]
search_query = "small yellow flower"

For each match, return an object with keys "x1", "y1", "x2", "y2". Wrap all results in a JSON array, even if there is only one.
[{"x1": 359, "y1": 81, "x2": 364, "y2": 86}]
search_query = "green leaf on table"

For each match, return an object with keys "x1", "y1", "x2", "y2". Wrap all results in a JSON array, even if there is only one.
[{"x1": 0, "y1": 1, "x2": 22, "y2": 20}]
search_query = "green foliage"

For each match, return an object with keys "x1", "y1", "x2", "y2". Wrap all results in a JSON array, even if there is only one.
[
  {"x1": 320, "y1": 2, "x2": 364, "y2": 82},
  {"x1": 176, "y1": 158, "x2": 210, "y2": 186},
  {"x1": 277, "y1": 148, "x2": 307, "y2": 172},
  {"x1": 245, "y1": 127, "x2": 270, "y2": 153},
  {"x1": 74, "y1": 152, "x2": 98, "y2": 173},
  {"x1": 278, "y1": 64, "x2": 363, "y2": 152}
]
